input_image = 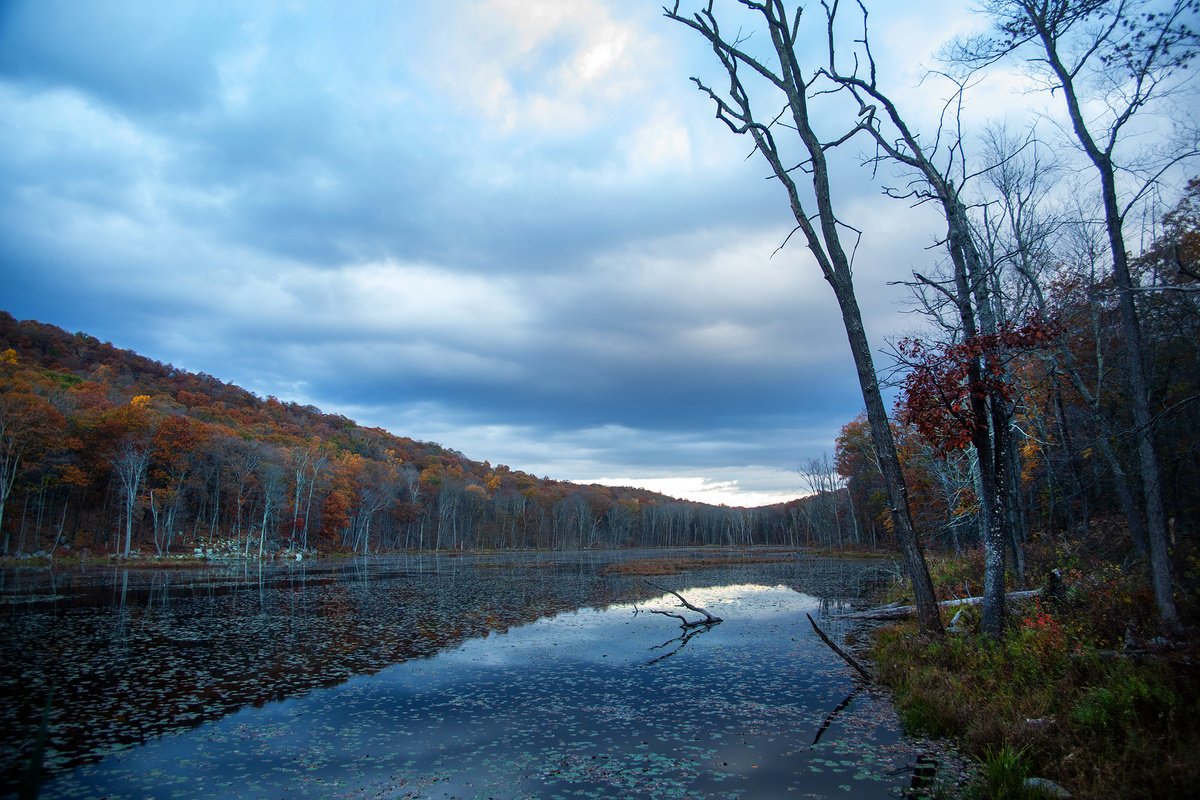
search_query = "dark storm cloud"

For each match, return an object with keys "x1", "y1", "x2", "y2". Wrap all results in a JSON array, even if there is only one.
[{"x1": 0, "y1": 0, "x2": 228, "y2": 113}]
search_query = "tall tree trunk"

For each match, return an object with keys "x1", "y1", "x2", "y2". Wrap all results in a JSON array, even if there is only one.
[
  {"x1": 1034, "y1": 23, "x2": 1178, "y2": 628},
  {"x1": 1100, "y1": 172, "x2": 1178, "y2": 627},
  {"x1": 947, "y1": 206, "x2": 1009, "y2": 638},
  {"x1": 832, "y1": 279, "x2": 943, "y2": 635}
]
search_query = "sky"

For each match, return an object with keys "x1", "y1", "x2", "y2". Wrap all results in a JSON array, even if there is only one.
[{"x1": 1, "y1": 0, "x2": 1018, "y2": 506}]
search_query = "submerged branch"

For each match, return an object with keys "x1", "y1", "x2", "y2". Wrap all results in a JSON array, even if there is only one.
[{"x1": 806, "y1": 613, "x2": 873, "y2": 682}]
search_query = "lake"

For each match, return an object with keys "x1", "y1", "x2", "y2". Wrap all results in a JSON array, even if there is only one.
[{"x1": 1, "y1": 550, "x2": 958, "y2": 798}]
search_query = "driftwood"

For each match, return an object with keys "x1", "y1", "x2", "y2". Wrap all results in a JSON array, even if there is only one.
[
  {"x1": 642, "y1": 581, "x2": 723, "y2": 629},
  {"x1": 837, "y1": 589, "x2": 1043, "y2": 621},
  {"x1": 806, "y1": 613, "x2": 873, "y2": 682}
]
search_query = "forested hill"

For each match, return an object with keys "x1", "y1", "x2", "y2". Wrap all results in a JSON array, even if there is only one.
[{"x1": 0, "y1": 311, "x2": 828, "y2": 557}]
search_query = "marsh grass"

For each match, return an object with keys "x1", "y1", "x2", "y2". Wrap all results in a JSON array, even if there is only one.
[
  {"x1": 872, "y1": 535, "x2": 1200, "y2": 799},
  {"x1": 974, "y1": 745, "x2": 1026, "y2": 798}
]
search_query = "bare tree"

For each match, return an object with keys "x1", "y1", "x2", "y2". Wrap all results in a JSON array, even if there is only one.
[
  {"x1": 256, "y1": 460, "x2": 286, "y2": 559},
  {"x1": 301, "y1": 450, "x2": 329, "y2": 551},
  {"x1": 814, "y1": 0, "x2": 1028, "y2": 636},
  {"x1": 351, "y1": 463, "x2": 399, "y2": 555},
  {"x1": 800, "y1": 453, "x2": 850, "y2": 548},
  {"x1": 288, "y1": 445, "x2": 311, "y2": 547},
  {"x1": 225, "y1": 438, "x2": 262, "y2": 552},
  {"x1": 109, "y1": 437, "x2": 149, "y2": 558},
  {"x1": 665, "y1": 0, "x2": 943, "y2": 636},
  {"x1": 957, "y1": 0, "x2": 1200, "y2": 628},
  {"x1": 289, "y1": 444, "x2": 330, "y2": 551}
]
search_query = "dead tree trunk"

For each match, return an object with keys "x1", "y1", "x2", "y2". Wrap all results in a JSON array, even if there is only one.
[
  {"x1": 665, "y1": 0, "x2": 943, "y2": 638},
  {"x1": 839, "y1": 589, "x2": 1043, "y2": 621}
]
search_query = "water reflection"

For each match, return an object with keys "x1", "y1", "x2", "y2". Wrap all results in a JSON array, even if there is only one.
[
  {"x1": 645, "y1": 622, "x2": 716, "y2": 665},
  {"x1": 2, "y1": 553, "x2": 907, "y2": 797},
  {"x1": 812, "y1": 684, "x2": 869, "y2": 746}
]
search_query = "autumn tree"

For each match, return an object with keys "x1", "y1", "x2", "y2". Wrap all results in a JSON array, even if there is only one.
[
  {"x1": 148, "y1": 414, "x2": 206, "y2": 555},
  {"x1": 105, "y1": 396, "x2": 156, "y2": 557},
  {"x1": 897, "y1": 320, "x2": 1057, "y2": 588},
  {"x1": 0, "y1": 350, "x2": 66, "y2": 554}
]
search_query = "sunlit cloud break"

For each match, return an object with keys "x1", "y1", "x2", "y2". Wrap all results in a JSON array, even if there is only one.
[{"x1": 581, "y1": 476, "x2": 800, "y2": 508}]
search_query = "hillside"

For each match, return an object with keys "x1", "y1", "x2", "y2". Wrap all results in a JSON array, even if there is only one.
[{"x1": 0, "y1": 311, "x2": 843, "y2": 557}]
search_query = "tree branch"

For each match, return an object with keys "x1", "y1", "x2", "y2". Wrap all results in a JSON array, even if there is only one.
[
  {"x1": 644, "y1": 580, "x2": 723, "y2": 628},
  {"x1": 806, "y1": 612, "x2": 872, "y2": 681}
]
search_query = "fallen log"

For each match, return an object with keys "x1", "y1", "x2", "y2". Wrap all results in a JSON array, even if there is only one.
[{"x1": 838, "y1": 589, "x2": 1043, "y2": 621}]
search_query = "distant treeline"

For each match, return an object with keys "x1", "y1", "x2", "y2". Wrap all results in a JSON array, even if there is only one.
[
  {"x1": 0, "y1": 311, "x2": 866, "y2": 557},
  {"x1": 6, "y1": 179, "x2": 1193, "y2": 562}
]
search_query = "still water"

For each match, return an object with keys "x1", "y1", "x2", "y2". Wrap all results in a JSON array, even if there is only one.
[{"x1": 2, "y1": 551, "x2": 948, "y2": 798}]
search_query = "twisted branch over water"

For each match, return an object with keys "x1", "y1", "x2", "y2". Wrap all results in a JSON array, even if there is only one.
[{"x1": 642, "y1": 580, "x2": 723, "y2": 628}]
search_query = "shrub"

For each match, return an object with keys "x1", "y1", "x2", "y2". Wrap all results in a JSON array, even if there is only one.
[{"x1": 1069, "y1": 666, "x2": 1176, "y2": 735}]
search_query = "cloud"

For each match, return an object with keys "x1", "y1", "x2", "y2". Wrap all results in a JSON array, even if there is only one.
[
  {"x1": 425, "y1": 0, "x2": 662, "y2": 135},
  {"x1": 584, "y1": 476, "x2": 799, "y2": 508},
  {"x1": 0, "y1": 0, "x2": 231, "y2": 113},
  {"x1": 0, "y1": 0, "x2": 1021, "y2": 507}
]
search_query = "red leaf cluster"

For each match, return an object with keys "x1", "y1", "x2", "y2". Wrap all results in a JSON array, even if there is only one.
[{"x1": 897, "y1": 319, "x2": 1059, "y2": 454}]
